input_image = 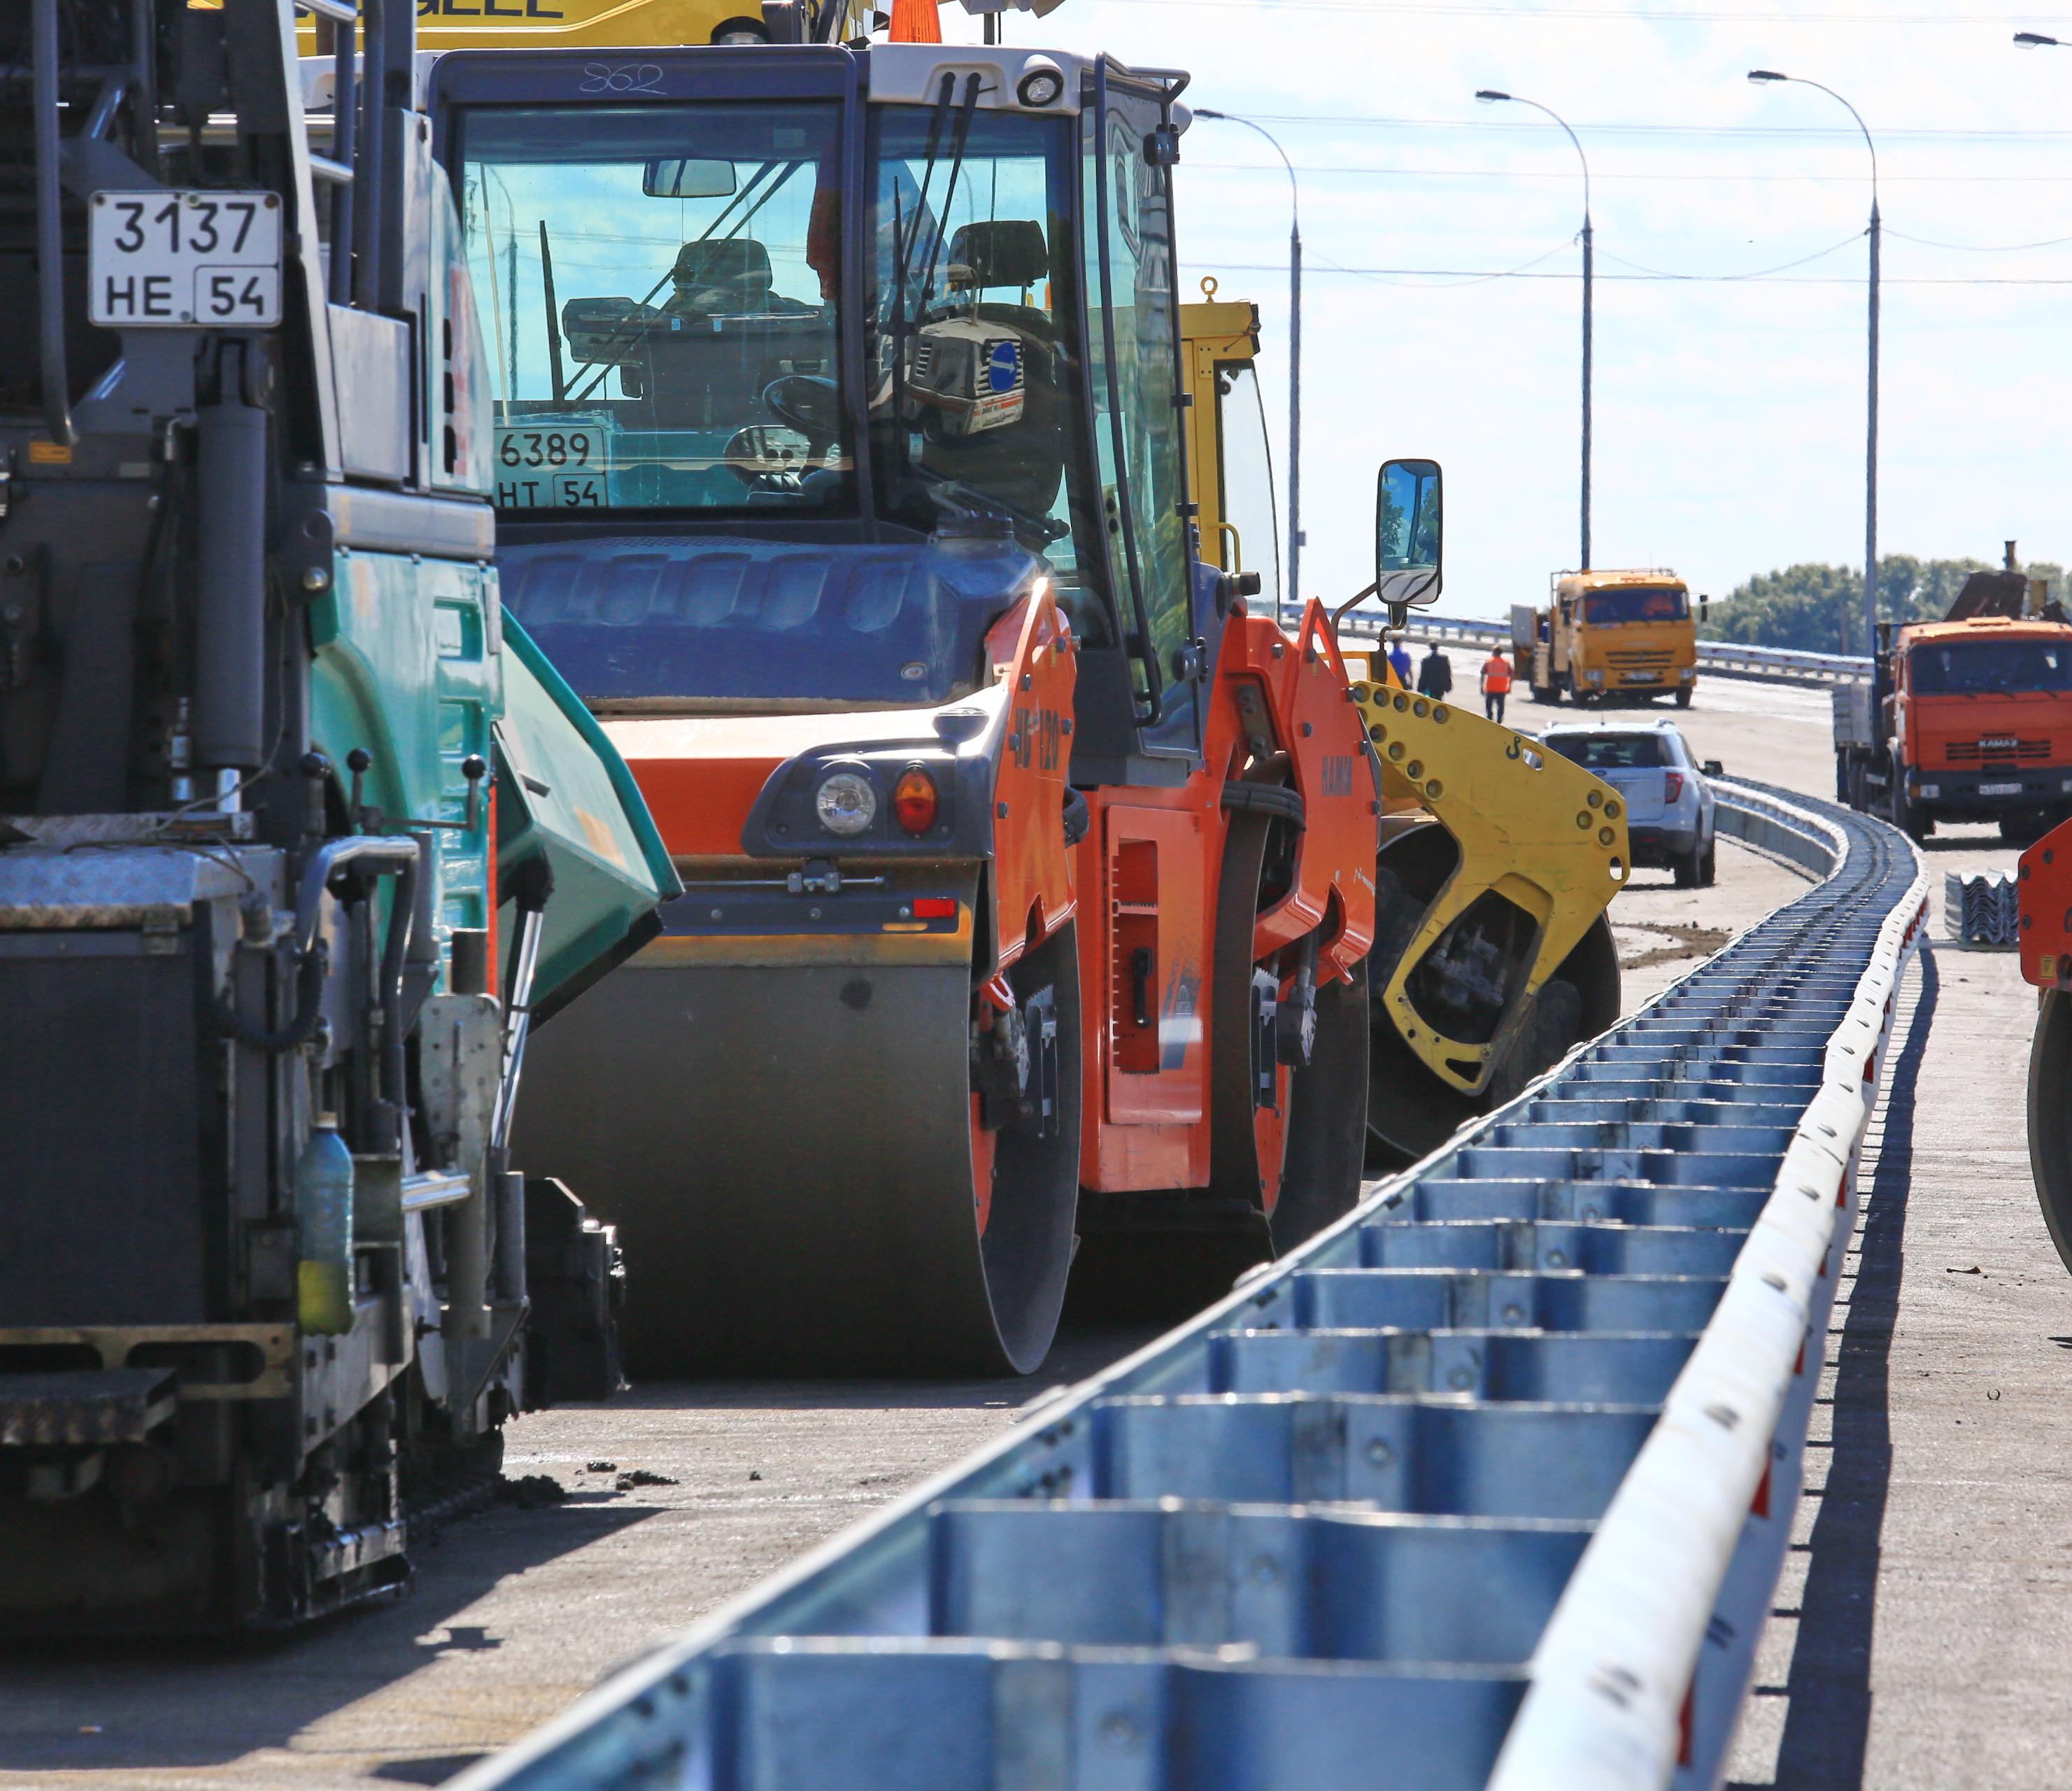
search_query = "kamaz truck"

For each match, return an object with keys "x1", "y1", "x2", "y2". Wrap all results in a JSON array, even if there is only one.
[
  {"x1": 0, "y1": 0, "x2": 675, "y2": 1632},
  {"x1": 1834, "y1": 551, "x2": 2072, "y2": 843}
]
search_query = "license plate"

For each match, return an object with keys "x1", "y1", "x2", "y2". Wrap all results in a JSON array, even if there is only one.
[
  {"x1": 495, "y1": 422, "x2": 610, "y2": 509},
  {"x1": 1980, "y1": 782, "x2": 2023, "y2": 796},
  {"x1": 1619, "y1": 671, "x2": 1661, "y2": 683},
  {"x1": 88, "y1": 190, "x2": 282, "y2": 328}
]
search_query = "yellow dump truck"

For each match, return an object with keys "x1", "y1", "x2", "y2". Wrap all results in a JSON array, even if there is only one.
[{"x1": 1512, "y1": 568, "x2": 1702, "y2": 709}]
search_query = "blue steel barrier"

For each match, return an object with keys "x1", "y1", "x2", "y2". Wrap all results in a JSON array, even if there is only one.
[
  {"x1": 1336, "y1": 611, "x2": 1869, "y2": 688},
  {"x1": 457, "y1": 779, "x2": 1926, "y2": 1791}
]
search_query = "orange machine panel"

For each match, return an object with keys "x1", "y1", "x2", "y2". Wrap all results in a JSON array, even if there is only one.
[
  {"x1": 1215, "y1": 600, "x2": 1379, "y2": 981},
  {"x1": 1084, "y1": 800, "x2": 1212, "y2": 1191},
  {"x1": 2022, "y1": 819, "x2": 2072, "y2": 988},
  {"x1": 984, "y1": 590, "x2": 1079, "y2": 970}
]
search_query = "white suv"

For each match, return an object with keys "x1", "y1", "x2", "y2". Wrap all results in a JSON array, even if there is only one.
[{"x1": 1542, "y1": 719, "x2": 1720, "y2": 887}]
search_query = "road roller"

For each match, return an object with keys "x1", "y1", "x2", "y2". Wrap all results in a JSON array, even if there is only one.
[
  {"x1": 427, "y1": 33, "x2": 1396, "y2": 1375},
  {"x1": 1179, "y1": 290, "x2": 1625, "y2": 1170},
  {"x1": 448, "y1": 27, "x2": 1625, "y2": 1373},
  {"x1": 0, "y1": 0, "x2": 674, "y2": 1631}
]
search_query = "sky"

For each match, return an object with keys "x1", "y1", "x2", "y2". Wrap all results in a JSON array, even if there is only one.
[{"x1": 936, "y1": 0, "x2": 2072, "y2": 621}]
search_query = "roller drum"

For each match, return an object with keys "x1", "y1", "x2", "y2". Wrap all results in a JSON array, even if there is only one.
[{"x1": 514, "y1": 931, "x2": 1081, "y2": 1378}]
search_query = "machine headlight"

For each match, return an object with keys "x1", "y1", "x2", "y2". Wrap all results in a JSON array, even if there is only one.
[
  {"x1": 1016, "y1": 59, "x2": 1066, "y2": 107},
  {"x1": 1916, "y1": 784, "x2": 1939, "y2": 800},
  {"x1": 1585, "y1": 669, "x2": 1605, "y2": 684},
  {"x1": 1678, "y1": 667, "x2": 1696, "y2": 681},
  {"x1": 815, "y1": 770, "x2": 877, "y2": 836}
]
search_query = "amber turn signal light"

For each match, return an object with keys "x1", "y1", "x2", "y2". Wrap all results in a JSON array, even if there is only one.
[{"x1": 893, "y1": 766, "x2": 939, "y2": 835}]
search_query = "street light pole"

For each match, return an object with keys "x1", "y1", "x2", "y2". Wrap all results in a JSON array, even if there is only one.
[
  {"x1": 1750, "y1": 71, "x2": 1880, "y2": 658},
  {"x1": 1477, "y1": 90, "x2": 1592, "y2": 570},
  {"x1": 1195, "y1": 108, "x2": 1300, "y2": 625}
]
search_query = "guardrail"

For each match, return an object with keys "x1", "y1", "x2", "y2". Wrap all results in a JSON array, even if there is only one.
[
  {"x1": 457, "y1": 780, "x2": 1926, "y2": 1791},
  {"x1": 1694, "y1": 640, "x2": 1869, "y2": 687},
  {"x1": 1331, "y1": 609, "x2": 1871, "y2": 688}
]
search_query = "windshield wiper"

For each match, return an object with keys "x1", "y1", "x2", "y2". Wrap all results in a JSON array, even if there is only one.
[{"x1": 888, "y1": 72, "x2": 981, "y2": 419}]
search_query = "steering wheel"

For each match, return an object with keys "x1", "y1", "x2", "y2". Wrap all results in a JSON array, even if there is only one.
[{"x1": 762, "y1": 374, "x2": 842, "y2": 459}]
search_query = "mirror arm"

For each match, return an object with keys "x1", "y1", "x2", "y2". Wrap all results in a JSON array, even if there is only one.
[{"x1": 1329, "y1": 581, "x2": 1377, "y2": 640}]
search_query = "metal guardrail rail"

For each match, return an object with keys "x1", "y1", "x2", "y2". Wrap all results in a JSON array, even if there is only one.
[
  {"x1": 1945, "y1": 869, "x2": 2020, "y2": 947},
  {"x1": 457, "y1": 781, "x2": 1926, "y2": 1791},
  {"x1": 1334, "y1": 609, "x2": 1871, "y2": 688}
]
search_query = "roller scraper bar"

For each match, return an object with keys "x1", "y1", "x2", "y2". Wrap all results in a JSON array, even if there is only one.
[{"x1": 456, "y1": 781, "x2": 1926, "y2": 1791}]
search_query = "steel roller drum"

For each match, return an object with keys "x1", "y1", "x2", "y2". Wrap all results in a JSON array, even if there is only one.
[{"x1": 513, "y1": 935, "x2": 1081, "y2": 1378}]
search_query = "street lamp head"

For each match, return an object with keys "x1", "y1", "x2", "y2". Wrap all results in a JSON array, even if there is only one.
[
  {"x1": 1747, "y1": 69, "x2": 1788, "y2": 83},
  {"x1": 2015, "y1": 31, "x2": 2062, "y2": 46},
  {"x1": 1475, "y1": 89, "x2": 1510, "y2": 103}
]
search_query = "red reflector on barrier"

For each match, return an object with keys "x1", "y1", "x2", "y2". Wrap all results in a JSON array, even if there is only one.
[{"x1": 913, "y1": 897, "x2": 958, "y2": 919}]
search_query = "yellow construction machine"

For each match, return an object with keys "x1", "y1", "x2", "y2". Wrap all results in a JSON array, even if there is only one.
[
  {"x1": 304, "y1": 0, "x2": 872, "y2": 52},
  {"x1": 1181, "y1": 289, "x2": 1626, "y2": 1166}
]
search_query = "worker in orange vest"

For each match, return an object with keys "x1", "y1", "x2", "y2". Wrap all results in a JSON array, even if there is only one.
[{"x1": 1480, "y1": 649, "x2": 1514, "y2": 723}]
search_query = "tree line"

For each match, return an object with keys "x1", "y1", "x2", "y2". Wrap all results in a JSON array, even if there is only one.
[{"x1": 1697, "y1": 556, "x2": 2066, "y2": 656}]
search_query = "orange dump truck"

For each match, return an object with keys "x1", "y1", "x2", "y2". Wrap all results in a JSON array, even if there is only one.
[{"x1": 1835, "y1": 558, "x2": 2072, "y2": 843}]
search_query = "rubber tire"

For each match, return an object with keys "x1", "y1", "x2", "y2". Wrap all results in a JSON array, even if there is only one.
[
  {"x1": 1478, "y1": 916, "x2": 1622, "y2": 1107},
  {"x1": 1208, "y1": 809, "x2": 1370, "y2": 1256},
  {"x1": 2028, "y1": 986, "x2": 2072, "y2": 1279},
  {"x1": 1209, "y1": 808, "x2": 1296, "y2": 1227},
  {"x1": 1673, "y1": 842, "x2": 1700, "y2": 889},
  {"x1": 1674, "y1": 686, "x2": 1692, "y2": 709},
  {"x1": 1363, "y1": 849, "x2": 1621, "y2": 1169},
  {"x1": 1268, "y1": 966, "x2": 1369, "y2": 1254},
  {"x1": 1891, "y1": 753, "x2": 1932, "y2": 842},
  {"x1": 1696, "y1": 833, "x2": 1717, "y2": 888},
  {"x1": 1482, "y1": 977, "x2": 1584, "y2": 1108},
  {"x1": 1364, "y1": 844, "x2": 1481, "y2": 1167}
]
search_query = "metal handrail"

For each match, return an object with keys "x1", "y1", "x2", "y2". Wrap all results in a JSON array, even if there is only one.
[{"x1": 1334, "y1": 609, "x2": 1872, "y2": 686}]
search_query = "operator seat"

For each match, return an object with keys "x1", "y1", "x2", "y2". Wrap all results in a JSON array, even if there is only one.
[
  {"x1": 664, "y1": 236, "x2": 776, "y2": 317},
  {"x1": 916, "y1": 220, "x2": 1066, "y2": 525}
]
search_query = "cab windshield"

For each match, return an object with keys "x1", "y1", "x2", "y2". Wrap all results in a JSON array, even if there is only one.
[
  {"x1": 1583, "y1": 588, "x2": 1688, "y2": 625},
  {"x1": 1910, "y1": 638, "x2": 2072, "y2": 695},
  {"x1": 1212, "y1": 359, "x2": 1280, "y2": 615},
  {"x1": 457, "y1": 103, "x2": 850, "y2": 516},
  {"x1": 866, "y1": 106, "x2": 1104, "y2": 625}
]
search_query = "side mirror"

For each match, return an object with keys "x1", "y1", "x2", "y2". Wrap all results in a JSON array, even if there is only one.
[
  {"x1": 1375, "y1": 458, "x2": 1442, "y2": 609},
  {"x1": 644, "y1": 157, "x2": 738, "y2": 200},
  {"x1": 1699, "y1": 593, "x2": 1710, "y2": 620},
  {"x1": 1702, "y1": 759, "x2": 1724, "y2": 777}
]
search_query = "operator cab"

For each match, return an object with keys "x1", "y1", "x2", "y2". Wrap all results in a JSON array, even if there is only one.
[{"x1": 432, "y1": 45, "x2": 1195, "y2": 751}]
